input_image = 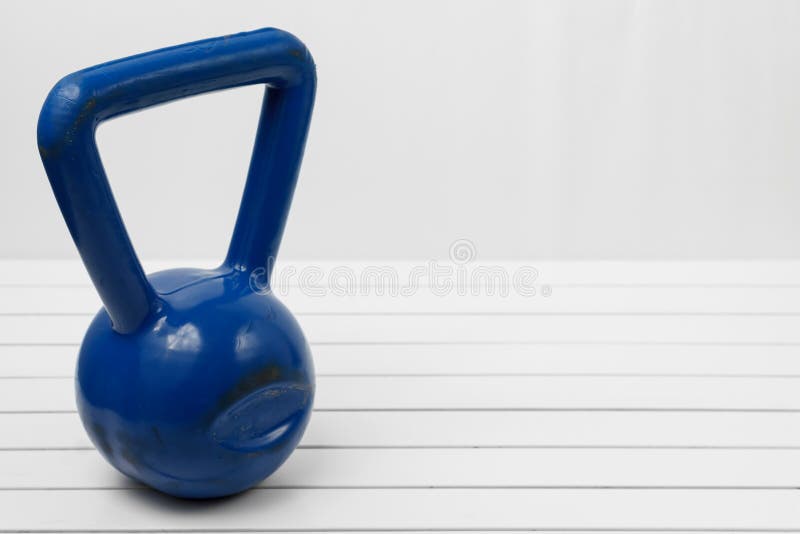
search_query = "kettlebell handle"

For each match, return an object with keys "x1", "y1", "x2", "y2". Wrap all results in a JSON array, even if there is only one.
[{"x1": 37, "y1": 28, "x2": 316, "y2": 333}]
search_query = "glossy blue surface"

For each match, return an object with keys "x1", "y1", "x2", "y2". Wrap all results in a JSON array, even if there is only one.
[{"x1": 37, "y1": 28, "x2": 316, "y2": 498}]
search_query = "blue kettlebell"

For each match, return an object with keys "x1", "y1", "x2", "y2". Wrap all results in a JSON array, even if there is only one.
[{"x1": 37, "y1": 28, "x2": 316, "y2": 498}]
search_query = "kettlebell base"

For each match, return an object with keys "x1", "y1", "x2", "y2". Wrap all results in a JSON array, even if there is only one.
[{"x1": 76, "y1": 267, "x2": 315, "y2": 499}]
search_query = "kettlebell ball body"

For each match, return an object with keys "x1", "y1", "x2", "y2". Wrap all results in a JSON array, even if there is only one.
[{"x1": 37, "y1": 28, "x2": 317, "y2": 498}]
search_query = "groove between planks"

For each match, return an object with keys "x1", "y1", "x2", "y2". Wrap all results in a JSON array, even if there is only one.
[
  {"x1": 0, "y1": 532, "x2": 791, "y2": 534},
  {"x1": 0, "y1": 532, "x2": 789, "y2": 534}
]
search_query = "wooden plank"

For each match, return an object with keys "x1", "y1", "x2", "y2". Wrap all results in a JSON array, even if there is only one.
[
  {"x1": 1, "y1": 488, "x2": 798, "y2": 530},
  {"x1": 5, "y1": 259, "x2": 800, "y2": 286},
  {"x1": 5, "y1": 411, "x2": 800, "y2": 449},
  {"x1": 7, "y1": 285, "x2": 800, "y2": 314},
  {"x1": 4, "y1": 344, "x2": 800, "y2": 378},
  {"x1": 323, "y1": 375, "x2": 800, "y2": 410},
  {"x1": 4, "y1": 448, "x2": 800, "y2": 489},
  {"x1": 4, "y1": 375, "x2": 800, "y2": 412},
  {"x1": 4, "y1": 314, "x2": 800, "y2": 344}
]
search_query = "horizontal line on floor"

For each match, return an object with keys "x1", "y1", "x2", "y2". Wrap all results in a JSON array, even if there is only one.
[
  {"x1": 0, "y1": 527, "x2": 799, "y2": 533},
  {"x1": 5, "y1": 311, "x2": 800, "y2": 317},
  {"x1": 1, "y1": 485, "x2": 798, "y2": 491},
  {"x1": 5, "y1": 341, "x2": 800, "y2": 347},
  {"x1": 6, "y1": 372, "x2": 800, "y2": 379},
  {"x1": 7, "y1": 282, "x2": 800, "y2": 289},
  {"x1": 6, "y1": 444, "x2": 800, "y2": 451},
  {"x1": 7, "y1": 407, "x2": 800, "y2": 415}
]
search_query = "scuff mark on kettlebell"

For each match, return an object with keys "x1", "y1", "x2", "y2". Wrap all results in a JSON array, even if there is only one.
[
  {"x1": 90, "y1": 422, "x2": 113, "y2": 457},
  {"x1": 151, "y1": 426, "x2": 165, "y2": 448}
]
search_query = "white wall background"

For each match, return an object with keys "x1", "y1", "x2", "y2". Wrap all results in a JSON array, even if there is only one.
[{"x1": 2, "y1": 0, "x2": 800, "y2": 260}]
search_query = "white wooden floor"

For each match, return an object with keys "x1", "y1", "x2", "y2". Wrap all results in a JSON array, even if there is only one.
[{"x1": 2, "y1": 259, "x2": 800, "y2": 532}]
